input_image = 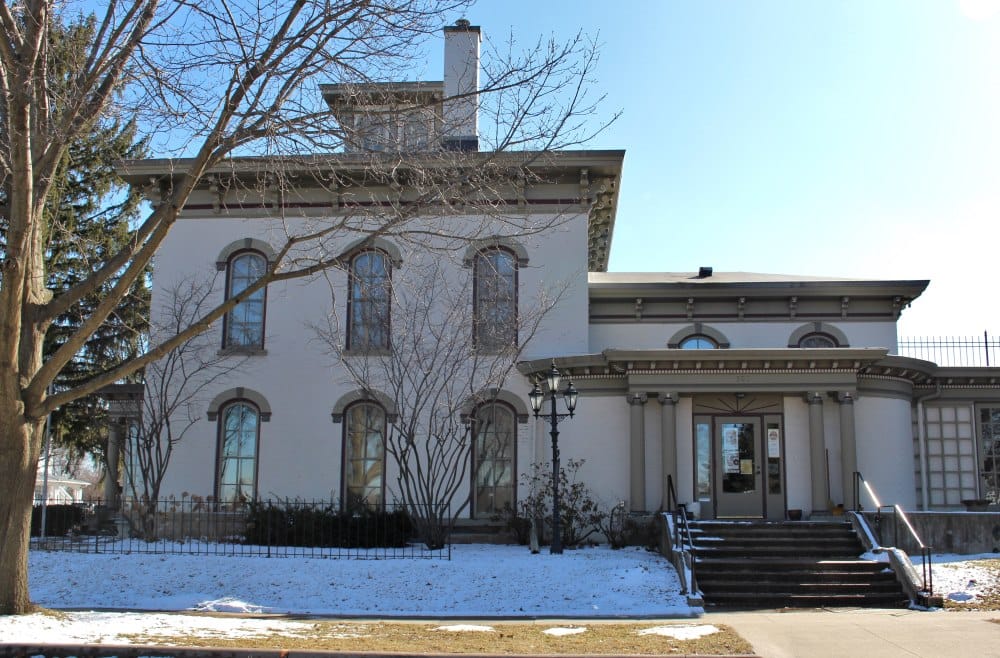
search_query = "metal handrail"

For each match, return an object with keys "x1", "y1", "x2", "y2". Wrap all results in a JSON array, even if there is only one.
[
  {"x1": 665, "y1": 475, "x2": 698, "y2": 595},
  {"x1": 854, "y1": 471, "x2": 933, "y2": 597}
]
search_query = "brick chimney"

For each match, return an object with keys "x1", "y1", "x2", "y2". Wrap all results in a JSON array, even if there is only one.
[{"x1": 442, "y1": 19, "x2": 481, "y2": 151}]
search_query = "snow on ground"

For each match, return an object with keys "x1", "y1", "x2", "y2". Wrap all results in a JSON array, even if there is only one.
[
  {"x1": 0, "y1": 544, "x2": 695, "y2": 645},
  {"x1": 2, "y1": 545, "x2": 995, "y2": 646},
  {"x1": 929, "y1": 553, "x2": 1000, "y2": 603},
  {"x1": 24, "y1": 544, "x2": 689, "y2": 616}
]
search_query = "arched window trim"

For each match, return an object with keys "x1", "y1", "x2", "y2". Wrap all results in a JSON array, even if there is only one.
[
  {"x1": 222, "y1": 249, "x2": 268, "y2": 351},
  {"x1": 472, "y1": 246, "x2": 519, "y2": 351},
  {"x1": 470, "y1": 400, "x2": 518, "y2": 519},
  {"x1": 459, "y1": 388, "x2": 530, "y2": 424},
  {"x1": 346, "y1": 248, "x2": 392, "y2": 353},
  {"x1": 667, "y1": 323, "x2": 730, "y2": 349},
  {"x1": 331, "y1": 389, "x2": 398, "y2": 423},
  {"x1": 215, "y1": 238, "x2": 277, "y2": 271},
  {"x1": 337, "y1": 236, "x2": 403, "y2": 268},
  {"x1": 341, "y1": 400, "x2": 388, "y2": 509},
  {"x1": 214, "y1": 399, "x2": 261, "y2": 504},
  {"x1": 462, "y1": 237, "x2": 529, "y2": 268},
  {"x1": 207, "y1": 387, "x2": 272, "y2": 421},
  {"x1": 787, "y1": 322, "x2": 850, "y2": 348}
]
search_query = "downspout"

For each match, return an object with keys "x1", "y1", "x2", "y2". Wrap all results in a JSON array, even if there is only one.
[{"x1": 915, "y1": 384, "x2": 942, "y2": 511}]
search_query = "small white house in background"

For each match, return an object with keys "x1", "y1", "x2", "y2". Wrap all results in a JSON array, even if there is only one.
[
  {"x1": 34, "y1": 449, "x2": 98, "y2": 504},
  {"x1": 125, "y1": 20, "x2": 1000, "y2": 523}
]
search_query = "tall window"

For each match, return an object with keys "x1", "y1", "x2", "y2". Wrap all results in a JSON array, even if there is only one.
[
  {"x1": 224, "y1": 251, "x2": 267, "y2": 349},
  {"x1": 348, "y1": 250, "x2": 391, "y2": 351},
  {"x1": 473, "y1": 402, "x2": 516, "y2": 517},
  {"x1": 217, "y1": 401, "x2": 260, "y2": 504},
  {"x1": 980, "y1": 407, "x2": 1000, "y2": 503},
  {"x1": 343, "y1": 402, "x2": 386, "y2": 508},
  {"x1": 473, "y1": 248, "x2": 517, "y2": 350}
]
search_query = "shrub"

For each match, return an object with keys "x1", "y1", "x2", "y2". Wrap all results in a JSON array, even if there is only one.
[
  {"x1": 243, "y1": 501, "x2": 413, "y2": 548},
  {"x1": 518, "y1": 459, "x2": 605, "y2": 548},
  {"x1": 31, "y1": 504, "x2": 85, "y2": 537}
]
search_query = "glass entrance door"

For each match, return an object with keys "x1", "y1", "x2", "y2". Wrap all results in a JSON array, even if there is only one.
[{"x1": 715, "y1": 417, "x2": 764, "y2": 518}]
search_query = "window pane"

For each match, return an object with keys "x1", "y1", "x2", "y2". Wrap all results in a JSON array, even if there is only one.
[
  {"x1": 344, "y1": 403, "x2": 386, "y2": 508},
  {"x1": 474, "y1": 403, "x2": 516, "y2": 517},
  {"x1": 799, "y1": 333, "x2": 837, "y2": 348},
  {"x1": 218, "y1": 402, "x2": 259, "y2": 503},
  {"x1": 226, "y1": 252, "x2": 266, "y2": 347},
  {"x1": 349, "y1": 251, "x2": 391, "y2": 351},
  {"x1": 474, "y1": 249, "x2": 517, "y2": 350},
  {"x1": 680, "y1": 335, "x2": 717, "y2": 349}
]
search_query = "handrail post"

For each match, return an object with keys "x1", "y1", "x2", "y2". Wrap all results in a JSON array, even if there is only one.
[{"x1": 853, "y1": 471, "x2": 862, "y2": 512}]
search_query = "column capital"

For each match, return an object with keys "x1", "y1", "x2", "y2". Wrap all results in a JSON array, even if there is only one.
[
  {"x1": 835, "y1": 391, "x2": 857, "y2": 404},
  {"x1": 626, "y1": 392, "x2": 648, "y2": 405},
  {"x1": 804, "y1": 391, "x2": 825, "y2": 405},
  {"x1": 654, "y1": 392, "x2": 678, "y2": 405}
]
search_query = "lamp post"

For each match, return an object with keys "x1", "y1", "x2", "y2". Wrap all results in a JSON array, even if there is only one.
[{"x1": 529, "y1": 360, "x2": 578, "y2": 555}]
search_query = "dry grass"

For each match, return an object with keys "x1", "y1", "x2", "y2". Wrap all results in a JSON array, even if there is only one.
[
  {"x1": 942, "y1": 558, "x2": 1000, "y2": 611},
  {"x1": 122, "y1": 620, "x2": 755, "y2": 655}
]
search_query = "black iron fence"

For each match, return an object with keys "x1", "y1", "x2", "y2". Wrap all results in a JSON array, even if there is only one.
[
  {"x1": 897, "y1": 333, "x2": 1000, "y2": 368},
  {"x1": 29, "y1": 497, "x2": 450, "y2": 559}
]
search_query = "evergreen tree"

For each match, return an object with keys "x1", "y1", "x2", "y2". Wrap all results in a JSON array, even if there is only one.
[{"x1": 1, "y1": 20, "x2": 149, "y2": 463}]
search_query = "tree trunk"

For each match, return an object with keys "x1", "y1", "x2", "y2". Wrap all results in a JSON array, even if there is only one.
[{"x1": 0, "y1": 414, "x2": 45, "y2": 615}]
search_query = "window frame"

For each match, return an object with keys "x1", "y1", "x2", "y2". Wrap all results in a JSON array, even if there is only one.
[
  {"x1": 471, "y1": 401, "x2": 518, "y2": 519},
  {"x1": 679, "y1": 334, "x2": 719, "y2": 349},
  {"x1": 222, "y1": 249, "x2": 268, "y2": 351},
  {"x1": 978, "y1": 406, "x2": 1000, "y2": 504},
  {"x1": 797, "y1": 332, "x2": 839, "y2": 348},
  {"x1": 215, "y1": 400, "x2": 261, "y2": 506},
  {"x1": 472, "y1": 247, "x2": 518, "y2": 351},
  {"x1": 341, "y1": 401, "x2": 388, "y2": 510},
  {"x1": 346, "y1": 249, "x2": 392, "y2": 353}
]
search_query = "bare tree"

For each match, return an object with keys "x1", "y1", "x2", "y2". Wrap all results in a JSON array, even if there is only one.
[
  {"x1": 120, "y1": 278, "x2": 244, "y2": 541},
  {"x1": 0, "y1": 0, "x2": 612, "y2": 613},
  {"x1": 320, "y1": 252, "x2": 566, "y2": 549}
]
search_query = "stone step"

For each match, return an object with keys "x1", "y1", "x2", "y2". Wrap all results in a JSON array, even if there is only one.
[
  {"x1": 702, "y1": 591, "x2": 909, "y2": 609},
  {"x1": 687, "y1": 520, "x2": 908, "y2": 609}
]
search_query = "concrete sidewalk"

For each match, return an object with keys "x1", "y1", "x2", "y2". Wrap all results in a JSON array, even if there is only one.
[{"x1": 708, "y1": 608, "x2": 1000, "y2": 658}]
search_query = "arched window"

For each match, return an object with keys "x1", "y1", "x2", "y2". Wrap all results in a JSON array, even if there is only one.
[
  {"x1": 472, "y1": 402, "x2": 516, "y2": 518},
  {"x1": 473, "y1": 248, "x2": 517, "y2": 350},
  {"x1": 216, "y1": 401, "x2": 260, "y2": 505},
  {"x1": 798, "y1": 333, "x2": 838, "y2": 348},
  {"x1": 224, "y1": 251, "x2": 267, "y2": 349},
  {"x1": 347, "y1": 250, "x2": 391, "y2": 351},
  {"x1": 343, "y1": 402, "x2": 386, "y2": 508},
  {"x1": 679, "y1": 334, "x2": 718, "y2": 349}
]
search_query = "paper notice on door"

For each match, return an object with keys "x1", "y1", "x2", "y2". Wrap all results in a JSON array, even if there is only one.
[
  {"x1": 740, "y1": 459, "x2": 753, "y2": 475},
  {"x1": 723, "y1": 427, "x2": 740, "y2": 473},
  {"x1": 767, "y1": 428, "x2": 780, "y2": 458}
]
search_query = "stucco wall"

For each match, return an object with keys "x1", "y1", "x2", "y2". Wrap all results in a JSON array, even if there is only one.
[
  {"x1": 151, "y1": 209, "x2": 590, "y2": 503},
  {"x1": 856, "y1": 395, "x2": 918, "y2": 509},
  {"x1": 783, "y1": 396, "x2": 812, "y2": 513},
  {"x1": 589, "y1": 320, "x2": 899, "y2": 353}
]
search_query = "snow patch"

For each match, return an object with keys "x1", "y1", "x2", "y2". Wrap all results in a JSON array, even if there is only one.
[
  {"x1": 433, "y1": 624, "x2": 495, "y2": 632},
  {"x1": 639, "y1": 624, "x2": 720, "y2": 640},
  {"x1": 193, "y1": 597, "x2": 266, "y2": 613},
  {"x1": 543, "y1": 626, "x2": 587, "y2": 636}
]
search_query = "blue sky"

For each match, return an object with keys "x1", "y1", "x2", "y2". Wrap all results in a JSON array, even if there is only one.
[{"x1": 456, "y1": 0, "x2": 1000, "y2": 336}]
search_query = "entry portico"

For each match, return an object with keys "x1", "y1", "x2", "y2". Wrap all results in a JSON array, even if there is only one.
[{"x1": 520, "y1": 348, "x2": 895, "y2": 520}]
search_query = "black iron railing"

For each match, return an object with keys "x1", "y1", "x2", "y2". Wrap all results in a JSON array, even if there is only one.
[
  {"x1": 854, "y1": 472, "x2": 932, "y2": 597},
  {"x1": 897, "y1": 333, "x2": 1000, "y2": 367},
  {"x1": 665, "y1": 475, "x2": 698, "y2": 596},
  {"x1": 29, "y1": 497, "x2": 450, "y2": 559}
]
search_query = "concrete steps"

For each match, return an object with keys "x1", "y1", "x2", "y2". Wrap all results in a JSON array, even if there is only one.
[{"x1": 691, "y1": 520, "x2": 909, "y2": 609}]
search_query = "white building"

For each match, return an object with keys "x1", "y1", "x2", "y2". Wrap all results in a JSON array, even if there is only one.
[{"x1": 127, "y1": 21, "x2": 1000, "y2": 526}]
